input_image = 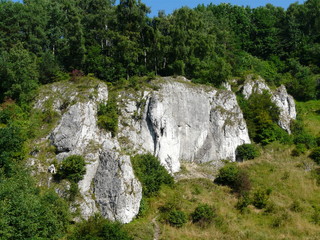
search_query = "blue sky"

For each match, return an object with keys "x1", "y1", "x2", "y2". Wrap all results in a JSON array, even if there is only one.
[
  {"x1": 13, "y1": 0, "x2": 305, "y2": 17},
  {"x1": 122, "y1": 0, "x2": 305, "y2": 16}
]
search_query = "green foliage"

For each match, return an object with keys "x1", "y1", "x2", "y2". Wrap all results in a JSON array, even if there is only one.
[
  {"x1": 167, "y1": 210, "x2": 187, "y2": 228},
  {"x1": 57, "y1": 155, "x2": 86, "y2": 183},
  {"x1": 236, "y1": 193, "x2": 251, "y2": 213},
  {"x1": 0, "y1": 44, "x2": 39, "y2": 104},
  {"x1": 214, "y1": 163, "x2": 240, "y2": 188},
  {"x1": 0, "y1": 170, "x2": 70, "y2": 240},
  {"x1": 191, "y1": 204, "x2": 216, "y2": 227},
  {"x1": 239, "y1": 92, "x2": 289, "y2": 145},
  {"x1": 131, "y1": 153, "x2": 174, "y2": 198},
  {"x1": 236, "y1": 144, "x2": 260, "y2": 161},
  {"x1": 291, "y1": 119, "x2": 317, "y2": 150},
  {"x1": 136, "y1": 197, "x2": 149, "y2": 218},
  {"x1": 311, "y1": 206, "x2": 320, "y2": 225},
  {"x1": 97, "y1": 95, "x2": 119, "y2": 137},
  {"x1": 68, "y1": 214, "x2": 133, "y2": 240},
  {"x1": 294, "y1": 132, "x2": 317, "y2": 149},
  {"x1": 214, "y1": 162, "x2": 251, "y2": 195},
  {"x1": 309, "y1": 147, "x2": 320, "y2": 164},
  {"x1": 291, "y1": 144, "x2": 307, "y2": 156},
  {"x1": 252, "y1": 188, "x2": 272, "y2": 209},
  {"x1": 0, "y1": 125, "x2": 26, "y2": 176}
]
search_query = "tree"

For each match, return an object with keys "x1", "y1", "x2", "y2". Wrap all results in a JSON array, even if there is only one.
[
  {"x1": 0, "y1": 44, "x2": 39, "y2": 103},
  {"x1": 0, "y1": 171, "x2": 70, "y2": 240}
]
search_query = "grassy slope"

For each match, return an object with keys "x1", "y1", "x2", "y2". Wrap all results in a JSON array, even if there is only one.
[{"x1": 124, "y1": 101, "x2": 320, "y2": 240}]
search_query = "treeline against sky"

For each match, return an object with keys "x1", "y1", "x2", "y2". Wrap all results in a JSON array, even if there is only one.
[{"x1": 0, "y1": 0, "x2": 320, "y2": 103}]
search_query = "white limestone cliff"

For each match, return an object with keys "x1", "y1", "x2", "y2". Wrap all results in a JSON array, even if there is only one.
[
  {"x1": 117, "y1": 78, "x2": 250, "y2": 173},
  {"x1": 32, "y1": 75, "x2": 296, "y2": 223}
]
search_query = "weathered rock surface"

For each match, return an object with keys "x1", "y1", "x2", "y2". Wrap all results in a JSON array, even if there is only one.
[
  {"x1": 271, "y1": 85, "x2": 297, "y2": 134},
  {"x1": 33, "y1": 76, "x2": 285, "y2": 222},
  {"x1": 95, "y1": 150, "x2": 142, "y2": 223},
  {"x1": 118, "y1": 78, "x2": 250, "y2": 173},
  {"x1": 242, "y1": 75, "x2": 296, "y2": 133},
  {"x1": 34, "y1": 80, "x2": 142, "y2": 223}
]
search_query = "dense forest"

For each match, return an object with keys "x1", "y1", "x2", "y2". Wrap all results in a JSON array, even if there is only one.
[
  {"x1": 0, "y1": 0, "x2": 320, "y2": 105},
  {"x1": 1, "y1": 0, "x2": 320, "y2": 239}
]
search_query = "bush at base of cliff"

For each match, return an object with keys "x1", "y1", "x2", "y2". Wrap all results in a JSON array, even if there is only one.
[
  {"x1": 131, "y1": 153, "x2": 174, "y2": 197},
  {"x1": 214, "y1": 162, "x2": 251, "y2": 195},
  {"x1": 191, "y1": 204, "x2": 216, "y2": 228},
  {"x1": 57, "y1": 155, "x2": 86, "y2": 183},
  {"x1": 68, "y1": 215, "x2": 133, "y2": 240},
  {"x1": 236, "y1": 144, "x2": 260, "y2": 161}
]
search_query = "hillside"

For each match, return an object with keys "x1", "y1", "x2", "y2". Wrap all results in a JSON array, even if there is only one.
[{"x1": 1, "y1": 0, "x2": 320, "y2": 239}]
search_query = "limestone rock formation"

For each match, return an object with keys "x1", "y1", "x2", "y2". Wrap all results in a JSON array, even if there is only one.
[
  {"x1": 118, "y1": 78, "x2": 251, "y2": 173},
  {"x1": 95, "y1": 150, "x2": 142, "y2": 223},
  {"x1": 242, "y1": 75, "x2": 296, "y2": 133},
  {"x1": 33, "y1": 76, "x2": 252, "y2": 223},
  {"x1": 34, "y1": 79, "x2": 142, "y2": 223}
]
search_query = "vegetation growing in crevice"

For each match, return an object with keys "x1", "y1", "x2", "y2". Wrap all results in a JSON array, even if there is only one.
[
  {"x1": 55, "y1": 155, "x2": 86, "y2": 183},
  {"x1": 97, "y1": 94, "x2": 119, "y2": 137}
]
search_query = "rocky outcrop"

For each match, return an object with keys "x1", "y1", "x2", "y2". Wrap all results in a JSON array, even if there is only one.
[
  {"x1": 242, "y1": 75, "x2": 296, "y2": 133},
  {"x1": 34, "y1": 79, "x2": 142, "y2": 223},
  {"x1": 95, "y1": 149, "x2": 142, "y2": 223},
  {"x1": 242, "y1": 76, "x2": 270, "y2": 100},
  {"x1": 271, "y1": 85, "x2": 297, "y2": 133},
  {"x1": 119, "y1": 78, "x2": 250, "y2": 173},
  {"x1": 33, "y1": 76, "x2": 252, "y2": 222}
]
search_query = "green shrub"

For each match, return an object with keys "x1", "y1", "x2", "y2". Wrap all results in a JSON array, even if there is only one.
[
  {"x1": 191, "y1": 204, "x2": 216, "y2": 227},
  {"x1": 97, "y1": 95, "x2": 118, "y2": 137},
  {"x1": 68, "y1": 181, "x2": 80, "y2": 202},
  {"x1": 294, "y1": 133, "x2": 317, "y2": 149},
  {"x1": 214, "y1": 163, "x2": 239, "y2": 188},
  {"x1": 214, "y1": 163, "x2": 251, "y2": 195},
  {"x1": 58, "y1": 155, "x2": 86, "y2": 183},
  {"x1": 236, "y1": 144, "x2": 260, "y2": 161},
  {"x1": 167, "y1": 210, "x2": 187, "y2": 228},
  {"x1": 131, "y1": 154, "x2": 174, "y2": 197},
  {"x1": 68, "y1": 215, "x2": 133, "y2": 240},
  {"x1": 236, "y1": 193, "x2": 251, "y2": 213},
  {"x1": 234, "y1": 170, "x2": 252, "y2": 196},
  {"x1": 252, "y1": 188, "x2": 272, "y2": 209},
  {"x1": 291, "y1": 144, "x2": 307, "y2": 156},
  {"x1": 0, "y1": 125, "x2": 26, "y2": 176},
  {"x1": 309, "y1": 147, "x2": 320, "y2": 164}
]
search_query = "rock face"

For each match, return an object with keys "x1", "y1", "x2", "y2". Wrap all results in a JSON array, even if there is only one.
[
  {"x1": 118, "y1": 78, "x2": 251, "y2": 173},
  {"x1": 95, "y1": 150, "x2": 142, "y2": 223},
  {"x1": 271, "y1": 85, "x2": 297, "y2": 134},
  {"x1": 34, "y1": 79, "x2": 142, "y2": 223},
  {"x1": 242, "y1": 75, "x2": 296, "y2": 133},
  {"x1": 33, "y1": 76, "x2": 254, "y2": 222}
]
